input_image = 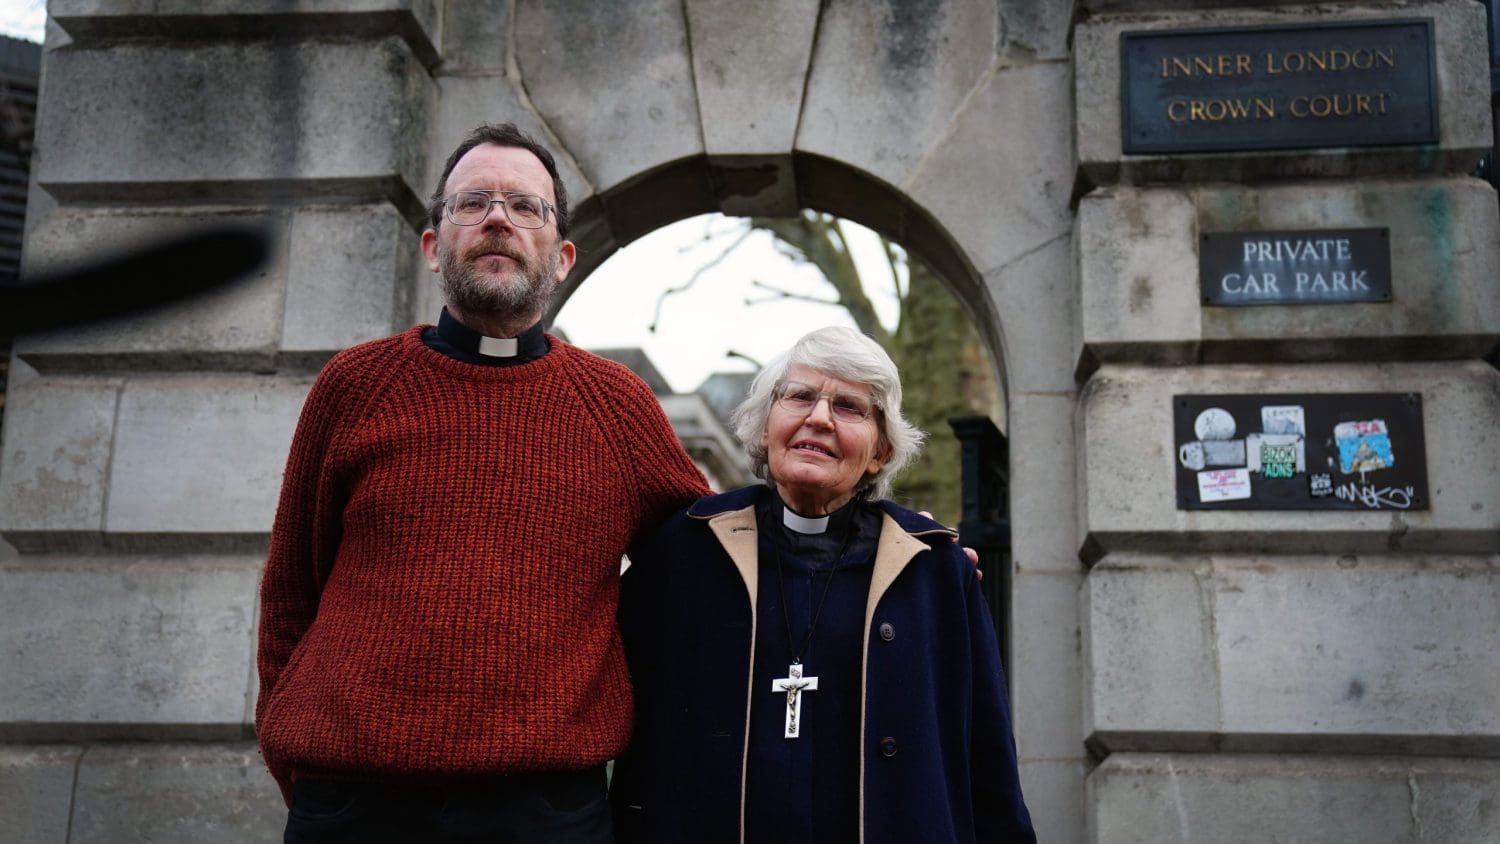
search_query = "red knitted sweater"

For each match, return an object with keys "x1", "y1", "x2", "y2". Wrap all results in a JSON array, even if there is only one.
[{"x1": 255, "y1": 327, "x2": 710, "y2": 798}]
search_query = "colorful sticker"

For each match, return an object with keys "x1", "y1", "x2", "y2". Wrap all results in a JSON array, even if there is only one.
[
  {"x1": 1260, "y1": 405, "x2": 1306, "y2": 436},
  {"x1": 1198, "y1": 468, "x2": 1252, "y2": 502},
  {"x1": 1246, "y1": 433, "x2": 1305, "y2": 476},
  {"x1": 1334, "y1": 419, "x2": 1393, "y2": 474},
  {"x1": 1260, "y1": 445, "x2": 1298, "y2": 478}
]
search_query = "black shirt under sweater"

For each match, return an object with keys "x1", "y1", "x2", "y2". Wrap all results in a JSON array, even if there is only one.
[{"x1": 420, "y1": 307, "x2": 550, "y2": 366}]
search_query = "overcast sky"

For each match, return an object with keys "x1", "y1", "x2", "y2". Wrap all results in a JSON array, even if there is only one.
[
  {"x1": 0, "y1": 1, "x2": 43, "y2": 42},
  {"x1": 556, "y1": 215, "x2": 901, "y2": 392}
]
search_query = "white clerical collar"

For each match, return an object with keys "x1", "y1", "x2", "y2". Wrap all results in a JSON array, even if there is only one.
[
  {"x1": 476, "y1": 335, "x2": 519, "y2": 358},
  {"x1": 782, "y1": 507, "x2": 830, "y2": 535},
  {"x1": 433, "y1": 308, "x2": 548, "y2": 363}
]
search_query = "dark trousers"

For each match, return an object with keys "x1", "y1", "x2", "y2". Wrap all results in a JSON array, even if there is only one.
[{"x1": 283, "y1": 766, "x2": 612, "y2": 844}]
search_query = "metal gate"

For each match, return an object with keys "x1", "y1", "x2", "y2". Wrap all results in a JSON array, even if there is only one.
[{"x1": 949, "y1": 416, "x2": 1013, "y2": 674}]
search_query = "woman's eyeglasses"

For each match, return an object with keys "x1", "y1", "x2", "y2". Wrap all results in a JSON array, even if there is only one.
[{"x1": 774, "y1": 381, "x2": 878, "y2": 423}]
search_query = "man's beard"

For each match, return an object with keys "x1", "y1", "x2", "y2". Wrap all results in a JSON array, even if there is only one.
[{"x1": 438, "y1": 235, "x2": 559, "y2": 321}]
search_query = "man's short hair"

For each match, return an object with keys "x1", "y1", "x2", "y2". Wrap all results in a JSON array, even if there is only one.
[{"x1": 427, "y1": 123, "x2": 571, "y2": 240}]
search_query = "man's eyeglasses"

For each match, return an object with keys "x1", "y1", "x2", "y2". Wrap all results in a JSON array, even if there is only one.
[
  {"x1": 774, "y1": 380, "x2": 879, "y2": 423},
  {"x1": 441, "y1": 190, "x2": 555, "y2": 229}
]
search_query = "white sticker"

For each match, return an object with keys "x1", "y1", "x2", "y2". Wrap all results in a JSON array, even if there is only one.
[
  {"x1": 1261, "y1": 405, "x2": 1306, "y2": 436},
  {"x1": 1198, "y1": 468, "x2": 1252, "y2": 502},
  {"x1": 1179, "y1": 441, "x2": 1205, "y2": 470},
  {"x1": 1194, "y1": 408, "x2": 1237, "y2": 441},
  {"x1": 1202, "y1": 439, "x2": 1246, "y2": 467}
]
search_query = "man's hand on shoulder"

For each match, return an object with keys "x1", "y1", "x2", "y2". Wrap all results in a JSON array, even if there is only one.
[{"x1": 916, "y1": 510, "x2": 982, "y2": 580}]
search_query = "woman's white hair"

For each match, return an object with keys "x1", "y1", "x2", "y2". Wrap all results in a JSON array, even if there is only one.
[{"x1": 731, "y1": 325, "x2": 925, "y2": 502}]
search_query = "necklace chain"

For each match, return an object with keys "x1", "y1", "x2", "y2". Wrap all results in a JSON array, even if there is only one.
[{"x1": 773, "y1": 508, "x2": 858, "y2": 666}]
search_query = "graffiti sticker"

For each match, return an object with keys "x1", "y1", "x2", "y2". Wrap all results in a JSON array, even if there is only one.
[
  {"x1": 1260, "y1": 443, "x2": 1299, "y2": 479},
  {"x1": 1334, "y1": 419, "x2": 1394, "y2": 474},
  {"x1": 1197, "y1": 468, "x2": 1252, "y2": 502},
  {"x1": 1175, "y1": 393, "x2": 1426, "y2": 511},
  {"x1": 1247, "y1": 432, "x2": 1305, "y2": 478}
]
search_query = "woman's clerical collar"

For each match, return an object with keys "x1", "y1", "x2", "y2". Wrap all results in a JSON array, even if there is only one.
[
  {"x1": 782, "y1": 508, "x2": 831, "y2": 535},
  {"x1": 772, "y1": 486, "x2": 864, "y2": 536},
  {"x1": 425, "y1": 307, "x2": 549, "y2": 366}
]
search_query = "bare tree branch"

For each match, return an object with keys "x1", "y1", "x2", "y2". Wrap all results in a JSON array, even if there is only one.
[
  {"x1": 881, "y1": 237, "x2": 907, "y2": 302},
  {"x1": 744, "y1": 279, "x2": 842, "y2": 308},
  {"x1": 724, "y1": 349, "x2": 763, "y2": 370},
  {"x1": 747, "y1": 213, "x2": 892, "y2": 347},
  {"x1": 827, "y1": 218, "x2": 851, "y2": 255},
  {"x1": 677, "y1": 218, "x2": 746, "y2": 255},
  {"x1": 649, "y1": 227, "x2": 757, "y2": 332}
]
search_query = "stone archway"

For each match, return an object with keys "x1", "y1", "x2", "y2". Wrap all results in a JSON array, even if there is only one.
[
  {"x1": 553, "y1": 152, "x2": 1009, "y2": 405},
  {"x1": 429, "y1": 5, "x2": 1087, "y2": 835},
  {"x1": 490, "y1": 9, "x2": 1086, "y2": 834}
]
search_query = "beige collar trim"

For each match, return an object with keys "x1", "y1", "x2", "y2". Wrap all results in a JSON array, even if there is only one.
[{"x1": 706, "y1": 505, "x2": 759, "y2": 844}]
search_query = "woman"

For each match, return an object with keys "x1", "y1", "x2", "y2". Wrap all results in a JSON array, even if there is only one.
[{"x1": 612, "y1": 326, "x2": 1035, "y2": 843}]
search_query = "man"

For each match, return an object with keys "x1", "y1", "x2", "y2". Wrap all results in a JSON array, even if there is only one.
[{"x1": 256, "y1": 123, "x2": 711, "y2": 842}]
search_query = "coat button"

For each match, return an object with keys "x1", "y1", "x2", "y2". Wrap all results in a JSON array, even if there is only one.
[
  {"x1": 878, "y1": 622, "x2": 895, "y2": 642},
  {"x1": 879, "y1": 736, "x2": 898, "y2": 757}
]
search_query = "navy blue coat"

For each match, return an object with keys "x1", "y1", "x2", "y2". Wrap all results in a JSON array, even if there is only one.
[{"x1": 613, "y1": 486, "x2": 1035, "y2": 843}]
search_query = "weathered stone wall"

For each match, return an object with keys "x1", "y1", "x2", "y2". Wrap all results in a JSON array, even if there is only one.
[
  {"x1": 1073, "y1": 2, "x2": 1500, "y2": 842},
  {"x1": 2, "y1": 3, "x2": 437, "y2": 840},
  {"x1": 1, "y1": 1, "x2": 1495, "y2": 841}
]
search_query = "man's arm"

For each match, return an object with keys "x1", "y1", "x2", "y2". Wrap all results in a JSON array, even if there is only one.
[
  {"x1": 254, "y1": 362, "x2": 359, "y2": 802},
  {"x1": 629, "y1": 399, "x2": 713, "y2": 528},
  {"x1": 585, "y1": 361, "x2": 712, "y2": 533}
]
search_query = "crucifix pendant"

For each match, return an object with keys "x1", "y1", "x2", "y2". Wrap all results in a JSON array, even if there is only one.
[{"x1": 771, "y1": 661, "x2": 819, "y2": 739}]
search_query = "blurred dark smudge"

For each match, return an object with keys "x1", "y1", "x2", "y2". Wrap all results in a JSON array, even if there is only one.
[{"x1": 0, "y1": 225, "x2": 272, "y2": 336}]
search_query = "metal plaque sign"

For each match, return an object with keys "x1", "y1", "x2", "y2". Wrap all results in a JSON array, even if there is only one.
[
  {"x1": 1199, "y1": 228, "x2": 1392, "y2": 306},
  {"x1": 1174, "y1": 393, "x2": 1428, "y2": 510},
  {"x1": 1122, "y1": 20, "x2": 1437, "y2": 154}
]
